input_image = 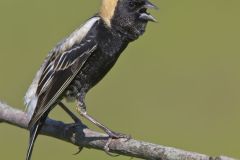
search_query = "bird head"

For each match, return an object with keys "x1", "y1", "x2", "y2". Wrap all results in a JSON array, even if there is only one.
[{"x1": 100, "y1": 0, "x2": 158, "y2": 40}]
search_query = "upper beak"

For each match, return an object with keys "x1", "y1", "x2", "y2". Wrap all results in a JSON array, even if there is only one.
[
  {"x1": 144, "y1": 1, "x2": 159, "y2": 10},
  {"x1": 139, "y1": 1, "x2": 158, "y2": 22}
]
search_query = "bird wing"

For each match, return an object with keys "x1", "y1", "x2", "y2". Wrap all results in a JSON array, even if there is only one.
[{"x1": 28, "y1": 17, "x2": 99, "y2": 128}]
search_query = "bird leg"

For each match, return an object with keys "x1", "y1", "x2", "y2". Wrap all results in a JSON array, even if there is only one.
[
  {"x1": 76, "y1": 101, "x2": 127, "y2": 138},
  {"x1": 58, "y1": 102, "x2": 85, "y2": 155},
  {"x1": 76, "y1": 99, "x2": 131, "y2": 155},
  {"x1": 58, "y1": 102, "x2": 82, "y2": 123},
  {"x1": 58, "y1": 101, "x2": 87, "y2": 129}
]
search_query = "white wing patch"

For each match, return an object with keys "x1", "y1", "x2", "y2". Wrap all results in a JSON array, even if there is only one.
[
  {"x1": 54, "y1": 17, "x2": 100, "y2": 54},
  {"x1": 24, "y1": 16, "x2": 100, "y2": 118}
]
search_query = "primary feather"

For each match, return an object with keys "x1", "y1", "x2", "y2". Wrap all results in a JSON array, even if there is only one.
[
  {"x1": 25, "y1": 17, "x2": 99, "y2": 160},
  {"x1": 24, "y1": 17, "x2": 100, "y2": 118}
]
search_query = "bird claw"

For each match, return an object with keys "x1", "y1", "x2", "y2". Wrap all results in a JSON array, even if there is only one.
[
  {"x1": 73, "y1": 146, "x2": 84, "y2": 155},
  {"x1": 103, "y1": 138, "x2": 120, "y2": 157},
  {"x1": 103, "y1": 131, "x2": 131, "y2": 157},
  {"x1": 63, "y1": 123, "x2": 83, "y2": 137},
  {"x1": 107, "y1": 131, "x2": 131, "y2": 141}
]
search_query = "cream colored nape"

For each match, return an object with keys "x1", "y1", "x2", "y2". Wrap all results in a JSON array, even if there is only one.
[{"x1": 100, "y1": 0, "x2": 119, "y2": 27}]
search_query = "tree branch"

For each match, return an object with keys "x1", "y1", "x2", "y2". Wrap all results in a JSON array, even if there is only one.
[{"x1": 0, "y1": 101, "x2": 237, "y2": 160}]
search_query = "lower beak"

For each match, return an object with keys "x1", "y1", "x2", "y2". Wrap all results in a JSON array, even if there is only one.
[{"x1": 139, "y1": 13, "x2": 157, "y2": 22}]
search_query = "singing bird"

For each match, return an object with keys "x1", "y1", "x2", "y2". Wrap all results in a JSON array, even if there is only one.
[{"x1": 25, "y1": 0, "x2": 157, "y2": 159}]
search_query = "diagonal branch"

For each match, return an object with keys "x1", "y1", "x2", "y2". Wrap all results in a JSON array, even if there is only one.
[{"x1": 0, "y1": 101, "x2": 237, "y2": 160}]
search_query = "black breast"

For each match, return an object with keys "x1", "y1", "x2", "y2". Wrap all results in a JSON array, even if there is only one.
[{"x1": 65, "y1": 20, "x2": 129, "y2": 100}]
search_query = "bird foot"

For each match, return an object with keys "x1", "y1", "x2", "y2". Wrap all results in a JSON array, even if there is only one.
[
  {"x1": 103, "y1": 131, "x2": 131, "y2": 157},
  {"x1": 63, "y1": 123, "x2": 85, "y2": 137},
  {"x1": 73, "y1": 146, "x2": 84, "y2": 155},
  {"x1": 104, "y1": 138, "x2": 120, "y2": 157},
  {"x1": 107, "y1": 130, "x2": 131, "y2": 140}
]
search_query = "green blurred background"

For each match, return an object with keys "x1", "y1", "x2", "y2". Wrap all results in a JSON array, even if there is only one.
[{"x1": 0, "y1": 0, "x2": 239, "y2": 159}]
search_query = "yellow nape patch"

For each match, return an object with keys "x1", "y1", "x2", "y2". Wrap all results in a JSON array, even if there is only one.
[{"x1": 100, "y1": 0, "x2": 118, "y2": 27}]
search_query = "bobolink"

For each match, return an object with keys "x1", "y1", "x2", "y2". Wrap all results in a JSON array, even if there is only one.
[{"x1": 25, "y1": 0, "x2": 157, "y2": 159}]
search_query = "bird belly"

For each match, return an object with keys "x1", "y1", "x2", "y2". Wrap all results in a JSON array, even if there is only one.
[{"x1": 64, "y1": 49, "x2": 120, "y2": 101}]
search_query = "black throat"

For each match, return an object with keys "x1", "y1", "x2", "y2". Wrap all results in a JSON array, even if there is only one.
[{"x1": 97, "y1": 19, "x2": 130, "y2": 56}]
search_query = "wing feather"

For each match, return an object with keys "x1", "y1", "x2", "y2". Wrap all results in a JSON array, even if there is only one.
[
  {"x1": 29, "y1": 42, "x2": 97, "y2": 128},
  {"x1": 28, "y1": 17, "x2": 100, "y2": 128},
  {"x1": 24, "y1": 17, "x2": 100, "y2": 117}
]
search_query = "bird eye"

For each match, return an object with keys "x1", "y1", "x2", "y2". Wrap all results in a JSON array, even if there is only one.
[
  {"x1": 128, "y1": 0, "x2": 144, "y2": 10},
  {"x1": 128, "y1": 1, "x2": 136, "y2": 9}
]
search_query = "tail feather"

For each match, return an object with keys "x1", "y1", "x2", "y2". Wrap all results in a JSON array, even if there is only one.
[{"x1": 26, "y1": 123, "x2": 41, "y2": 160}]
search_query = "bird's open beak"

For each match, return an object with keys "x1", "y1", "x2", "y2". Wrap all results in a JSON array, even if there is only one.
[{"x1": 139, "y1": 0, "x2": 158, "y2": 22}]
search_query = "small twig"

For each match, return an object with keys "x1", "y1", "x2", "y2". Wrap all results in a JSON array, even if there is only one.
[{"x1": 0, "y1": 101, "x2": 238, "y2": 160}]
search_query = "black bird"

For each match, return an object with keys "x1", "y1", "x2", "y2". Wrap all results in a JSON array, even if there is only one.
[{"x1": 24, "y1": 0, "x2": 157, "y2": 159}]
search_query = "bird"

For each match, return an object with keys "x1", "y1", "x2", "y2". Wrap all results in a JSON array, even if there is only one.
[{"x1": 24, "y1": 0, "x2": 157, "y2": 159}]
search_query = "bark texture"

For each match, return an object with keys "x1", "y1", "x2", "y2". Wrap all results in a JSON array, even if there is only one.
[{"x1": 0, "y1": 101, "x2": 237, "y2": 160}]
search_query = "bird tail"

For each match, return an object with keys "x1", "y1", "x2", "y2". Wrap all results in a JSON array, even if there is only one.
[{"x1": 26, "y1": 122, "x2": 41, "y2": 160}]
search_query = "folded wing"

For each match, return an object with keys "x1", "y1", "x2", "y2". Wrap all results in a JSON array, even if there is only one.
[{"x1": 28, "y1": 17, "x2": 99, "y2": 128}]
